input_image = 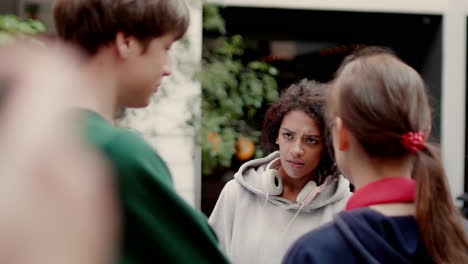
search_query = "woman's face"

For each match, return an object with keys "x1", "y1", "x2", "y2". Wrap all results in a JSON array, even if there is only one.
[{"x1": 277, "y1": 110, "x2": 324, "y2": 180}]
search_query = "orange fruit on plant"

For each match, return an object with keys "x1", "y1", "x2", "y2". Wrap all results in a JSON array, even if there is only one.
[
  {"x1": 236, "y1": 137, "x2": 255, "y2": 161},
  {"x1": 206, "y1": 132, "x2": 221, "y2": 153}
]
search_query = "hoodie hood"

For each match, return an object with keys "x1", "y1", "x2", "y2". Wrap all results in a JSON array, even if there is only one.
[
  {"x1": 334, "y1": 208, "x2": 433, "y2": 264},
  {"x1": 234, "y1": 151, "x2": 351, "y2": 212}
]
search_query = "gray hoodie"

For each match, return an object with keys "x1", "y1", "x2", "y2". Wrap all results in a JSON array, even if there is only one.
[{"x1": 209, "y1": 151, "x2": 352, "y2": 264}]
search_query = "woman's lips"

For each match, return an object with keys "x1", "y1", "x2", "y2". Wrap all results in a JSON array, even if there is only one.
[{"x1": 287, "y1": 160, "x2": 304, "y2": 168}]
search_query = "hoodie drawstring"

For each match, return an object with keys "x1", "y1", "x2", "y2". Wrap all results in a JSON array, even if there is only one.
[{"x1": 282, "y1": 203, "x2": 305, "y2": 234}]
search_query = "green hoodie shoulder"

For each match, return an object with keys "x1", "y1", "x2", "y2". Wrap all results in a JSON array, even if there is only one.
[{"x1": 83, "y1": 110, "x2": 229, "y2": 264}]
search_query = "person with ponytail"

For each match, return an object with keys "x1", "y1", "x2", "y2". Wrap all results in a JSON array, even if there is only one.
[{"x1": 282, "y1": 47, "x2": 468, "y2": 264}]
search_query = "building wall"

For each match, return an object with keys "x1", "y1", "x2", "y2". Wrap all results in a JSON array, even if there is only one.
[{"x1": 206, "y1": 0, "x2": 447, "y2": 14}]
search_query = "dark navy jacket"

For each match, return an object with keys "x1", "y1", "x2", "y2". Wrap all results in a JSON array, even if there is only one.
[{"x1": 282, "y1": 208, "x2": 433, "y2": 264}]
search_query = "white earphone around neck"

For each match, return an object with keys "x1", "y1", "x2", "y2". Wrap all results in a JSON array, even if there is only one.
[{"x1": 262, "y1": 158, "x2": 326, "y2": 206}]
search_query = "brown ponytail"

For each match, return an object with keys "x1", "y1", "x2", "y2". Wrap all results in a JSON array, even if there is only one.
[
  {"x1": 330, "y1": 47, "x2": 468, "y2": 263},
  {"x1": 414, "y1": 144, "x2": 468, "y2": 263}
]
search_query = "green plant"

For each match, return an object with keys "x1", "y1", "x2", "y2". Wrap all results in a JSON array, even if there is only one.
[
  {"x1": 200, "y1": 5, "x2": 279, "y2": 175},
  {"x1": 0, "y1": 14, "x2": 46, "y2": 45}
]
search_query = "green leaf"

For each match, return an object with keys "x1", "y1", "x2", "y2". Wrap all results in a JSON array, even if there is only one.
[
  {"x1": 247, "y1": 61, "x2": 268, "y2": 71},
  {"x1": 203, "y1": 5, "x2": 226, "y2": 34},
  {"x1": 268, "y1": 66, "x2": 279, "y2": 76}
]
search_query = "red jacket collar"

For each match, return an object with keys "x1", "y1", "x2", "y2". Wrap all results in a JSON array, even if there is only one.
[{"x1": 346, "y1": 177, "x2": 416, "y2": 211}]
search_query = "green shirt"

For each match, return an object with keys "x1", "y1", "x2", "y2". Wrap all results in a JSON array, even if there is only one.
[{"x1": 83, "y1": 110, "x2": 229, "y2": 264}]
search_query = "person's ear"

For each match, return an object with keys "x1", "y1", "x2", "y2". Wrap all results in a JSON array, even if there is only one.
[
  {"x1": 334, "y1": 117, "x2": 349, "y2": 151},
  {"x1": 115, "y1": 32, "x2": 142, "y2": 59}
]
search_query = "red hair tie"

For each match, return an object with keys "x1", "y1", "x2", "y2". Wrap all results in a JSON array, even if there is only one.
[{"x1": 401, "y1": 131, "x2": 425, "y2": 154}]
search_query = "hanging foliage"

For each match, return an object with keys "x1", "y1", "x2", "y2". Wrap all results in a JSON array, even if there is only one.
[{"x1": 200, "y1": 5, "x2": 279, "y2": 175}]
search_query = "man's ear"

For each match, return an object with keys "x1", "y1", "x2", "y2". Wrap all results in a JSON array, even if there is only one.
[
  {"x1": 334, "y1": 117, "x2": 349, "y2": 151},
  {"x1": 114, "y1": 32, "x2": 142, "y2": 59}
]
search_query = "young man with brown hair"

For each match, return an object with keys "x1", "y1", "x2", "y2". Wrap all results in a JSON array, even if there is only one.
[{"x1": 53, "y1": 0, "x2": 229, "y2": 263}]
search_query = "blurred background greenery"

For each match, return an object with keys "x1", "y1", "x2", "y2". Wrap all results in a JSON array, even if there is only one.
[
  {"x1": 200, "y1": 4, "x2": 279, "y2": 175},
  {"x1": 0, "y1": 14, "x2": 45, "y2": 44}
]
